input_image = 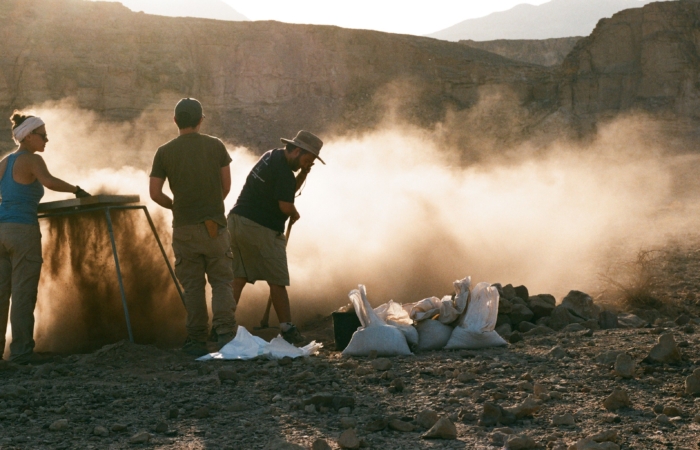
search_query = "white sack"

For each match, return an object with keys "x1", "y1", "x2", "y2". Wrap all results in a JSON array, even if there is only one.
[
  {"x1": 374, "y1": 300, "x2": 418, "y2": 347},
  {"x1": 416, "y1": 319, "x2": 454, "y2": 350},
  {"x1": 409, "y1": 277, "x2": 471, "y2": 324},
  {"x1": 198, "y1": 326, "x2": 322, "y2": 361},
  {"x1": 445, "y1": 282, "x2": 507, "y2": 349},
  {"x1": 342, "y1": 285, "x2": 412, "y2": 357}
]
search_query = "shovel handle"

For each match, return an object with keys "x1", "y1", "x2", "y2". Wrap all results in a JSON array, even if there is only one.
[{"x1": 260, "y1": 221, "x2": 293, "y2": 328}]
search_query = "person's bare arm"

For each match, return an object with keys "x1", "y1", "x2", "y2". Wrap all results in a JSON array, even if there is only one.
[
  {"x1": 221, "y1": 165, "x2": 231, "y2": 199},
  {"x1": 30, "y1": 154, "x2": 77, "y2": 193},
  {"x1": 149, "y1": 177, "x2": 173, "y2": 209},
  {"x1": 278, "y1": 201, "x2": 300, "y2": 224}
]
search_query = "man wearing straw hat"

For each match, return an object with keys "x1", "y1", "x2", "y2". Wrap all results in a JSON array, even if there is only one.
[
  {"x1": 150, "y1": 98, "x2": 237, "y2": 357},
  {"x1": 228, "y1": 130, "x2": 324, "y2": 345}
]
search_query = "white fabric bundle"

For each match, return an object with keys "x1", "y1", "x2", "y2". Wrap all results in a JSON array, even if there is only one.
[{"x1": 12, "y1": 117, "x2": 44, "y2": 143}]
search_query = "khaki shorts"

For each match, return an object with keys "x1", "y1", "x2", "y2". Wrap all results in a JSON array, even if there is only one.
[{"x1": 228, "y1": 214, "x2": 289, "y2": 286}]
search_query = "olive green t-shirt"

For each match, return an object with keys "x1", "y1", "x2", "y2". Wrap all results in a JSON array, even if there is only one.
[{"x1": 150, "y1": 133, "x2": 232, "y2": 228}]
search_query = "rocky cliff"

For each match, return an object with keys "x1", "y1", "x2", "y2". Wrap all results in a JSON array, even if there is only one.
[
  {"x1": 461, "y1": 37, "x2": 583, "y2": 67},
  {"x1": 559, "y1": 0, "x2": 700, "y2": 132},
  {"x1": 0, "y1": 0, "x2": 557, "y2": 153}
]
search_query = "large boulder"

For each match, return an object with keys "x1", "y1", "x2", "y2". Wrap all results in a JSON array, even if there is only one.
[
  {"x1": 547, "y1": 305, "x2": 583, "y2": 331},
  {"x1": 526, "y1": 295, "x2": 556, "y2": 319},
  {"x1": 561, "y1": 291, "x2": 600, "y2": 321},
  {"x1": 509, "y1": 304, "x2": 534, "y2": 325}
]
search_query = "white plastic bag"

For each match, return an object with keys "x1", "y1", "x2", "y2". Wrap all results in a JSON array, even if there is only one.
[
  {"x1": 416, "y1": 319, "x2": 454, "y2": 350},
  {"x1": 342, "y1": 285, "x2": 412, "y2": 357},
  {"x1": 374, "y1": 300, "x2": 419, "y2": 347},
  {"x1": 445, "y1": 281, "x2": 507, "y2": 349},
  {"x1": 409, "y1": 277, "x2": 471, "y2": 324},
  {"x1": 198, "y1": 326, "x2": 322, "y2": 361}
]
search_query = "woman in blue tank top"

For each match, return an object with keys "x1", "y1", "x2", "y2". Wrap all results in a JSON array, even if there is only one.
[{"x1": 0, "y1": 111, "x2": 90, "y2": 364}]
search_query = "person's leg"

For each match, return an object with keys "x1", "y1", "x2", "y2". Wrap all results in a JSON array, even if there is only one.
[
  {"x1": 7, "y1": 225, "x2": 42, "y2": 363},
  {"x1": 0, "y1": 228, "x2": 12, "y2": 359},
  {"x1": 205, "y1": 227, "x2": 236, "y2": 340},
  {"x1": 172, "y1": 226, "x2": 208, "y2": 346},
  {"x1": 268, "y1": 283, "x2": 291, "y2": 324}
]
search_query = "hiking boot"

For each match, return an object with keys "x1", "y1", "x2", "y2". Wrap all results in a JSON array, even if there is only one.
[
  {"x1": 216, "y1": 331, "x2": 235, "y2": 350},
  {"x1": 182, "y1": 337, "x2": 208, "y2": 357},
  {"x1": 12, "y1": 352, "x2": 56, "y2": 366},
  {"x1": 281, "y1": 325, "x2": 306, "y2": 346}
]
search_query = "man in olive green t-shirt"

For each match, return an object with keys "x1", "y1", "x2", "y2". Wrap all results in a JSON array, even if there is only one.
[{"x1": 149, "y1": 98, "x2": 236, "y2": 357}]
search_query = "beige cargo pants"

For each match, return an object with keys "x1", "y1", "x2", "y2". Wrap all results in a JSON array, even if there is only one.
[
  {"x1": 172, "y1": 223, "x2": 236, "y2": 342},
  {"x1": 0, "y1": 223, "x2": 43, "y2": 362}
]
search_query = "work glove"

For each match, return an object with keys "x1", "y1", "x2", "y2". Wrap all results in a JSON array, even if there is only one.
[{"x1": 75, "y1": 186, "x2": 91, "y2": 198}]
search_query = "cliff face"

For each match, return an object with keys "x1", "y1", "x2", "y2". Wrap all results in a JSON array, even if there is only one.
[
  {"x1": 0, "y1": 0, "x2": 557, "y2": 152},
  {"x1": 461, "y1": 37, "x2": 583, "y2": 67},
  {"x1": 559, "y1": 0, "x2": 700, "y2": 128}
]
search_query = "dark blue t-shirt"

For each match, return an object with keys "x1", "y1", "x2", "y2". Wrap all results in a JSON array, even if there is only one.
[{"x1": 231, "y1": 149, "x2": 295, "y2": 233}]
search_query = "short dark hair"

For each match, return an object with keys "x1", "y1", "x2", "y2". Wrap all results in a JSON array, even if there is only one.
[
  {"x1": 174, "y1": 111, "x2": 201, "y2": 129},
  {"x1": 10, "y1": 110, "x2": 34, "y2": 130}
]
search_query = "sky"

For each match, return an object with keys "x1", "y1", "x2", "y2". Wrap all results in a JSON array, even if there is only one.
[
  {"x1": 223, "y1": 0, "x2": 552, "y2": 35},
  {"x1": 98, "y1": 0, "x2": 553, "y2": 36}
]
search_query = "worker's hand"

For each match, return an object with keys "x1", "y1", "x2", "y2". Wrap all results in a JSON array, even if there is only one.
[
  {"x1": 300, "y1": 161, "x2": 314, "y2": 175},
  {"x1": 290, "y1": 211, "x2": 300, "y2": 225},
  {"x1": 75, "y1": 186, "x2": 91, "y2": 198}
]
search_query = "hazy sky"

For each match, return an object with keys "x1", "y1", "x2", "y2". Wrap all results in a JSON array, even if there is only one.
[
  {"x1": 223, "y1": 0, "x2": 550, "y2": 35},
  {"x1": 95, "y1": 0, "x2": 555, "y2": 35}
]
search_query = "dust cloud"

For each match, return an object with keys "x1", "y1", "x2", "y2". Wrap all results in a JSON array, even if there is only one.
[{"x1": 5, "y1": 94, "x2": 700, "y2": 354}]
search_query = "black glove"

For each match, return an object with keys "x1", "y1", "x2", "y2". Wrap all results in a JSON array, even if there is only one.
[{"x1": 75, "y1": 186, "x2": 91, "y2": 198}]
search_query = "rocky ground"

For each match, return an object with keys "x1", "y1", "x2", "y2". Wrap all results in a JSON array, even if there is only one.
[{"x1": 2, "y1": 241, "x2": 700, "y2": 449}]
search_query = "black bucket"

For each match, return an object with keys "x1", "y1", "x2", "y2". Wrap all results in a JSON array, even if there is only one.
[{"x1": 332, "y1": 311, "x2": 362, "y2": 351}]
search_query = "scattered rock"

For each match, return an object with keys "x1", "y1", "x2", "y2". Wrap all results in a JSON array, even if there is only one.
[
  {"x1": 194, "y1": 406, "x2": 210, "y2": 418},
  {"x1": 519, "y1": 322, "x2": 538, "y2": 333},
  {"x1": 49, "y1": 419, "x2": 69, "y2": 431},
  {"x1": 365, "y1": 418, "x2": 388, "y2": 432},
  {"x1": 264, "y1": 440, "x2": 306, "y2": 450},
  {"x1": 371, "y1": 358, "x2": 392, "y2": 371},
  {"x1": 662, "y1": 405, "x2": 683, "y2": 417},
  {"x1": 561, "y1": 290, "x2": 600, "y2": 321},
  {"x1": 128, "y1": 432, "x2": 151, "y2": 444},
  {"x1": 509, "y1": 331, "x2": 523, "y2": 343},
  {"x1": 496, "y1": 323, "x2": 512, "y2": 337},
  {"x1": 514, "y1": 286, "x2": 530, "y2": 302},
  {"x1": 603, "y1": 389, "x2": 631, "y2": 411},
  {"x1": 509, "y1": 303, "x2": 535, "y2": 325},
  {"x1": 685, "y1": 373, "x2": 700, "y2": 395},
  {"x1": 504, "y1": 396, "x2": 541, "y2": 419},
  {"x1": 548, "y1": 346, "x2": 567, "y2": 359},
  {"x1": 645, "y1": 334, "x2": 682, "y2": 364},
  {"x1": 506, "y1": 435, "x2": 537, "y2": 450},
  {"x1": 340, "y1": 417, "x2": 357, "y2": 429},
  {"x1": 93, "y1": 426, "x2": 109, "y2": 437},
  {"x1": 599, "y1": 311, "x2": 619, "y2": 329},
  {"x1": 549, "y1": 305, "x2": 581, "y2": 331},
  {"x1": 562, "y1": 323, "x2": 586, "y2": 333},
  {"x1": 422, "y1": 417, "x2": 457, "y2": 440},
  {"x1": 551, "y1": 413, "x2": 575, "y2": 426},
  {"x1": 527, "y1": 294, "x2": 555, "y2": 319},
  {"x1": 675, "y1": 314, "x2": 691, "y2": 326},
  {"x1": 613, "y1": 353, "x2": 636, "y2": 379},
  {"x1": 338, "y1": 429, "x2": 360, "y2": 449},
  {"x1": 388, "y1": 419, "x2": 415, "y2": 432},
  {"x1": 389, "y1": 378, "x2": 405, "y2": 393},
  {"x1": 416, "y1": 409, "x2": 439, "y2": 429},
  {"x1": 217, "y1": 369, "x2": 239, "y2": 382},
  {"x1": 111, "y1": 424, "x2": 128, "y2": 432},
  {"x1": 312, "y1": 439, "x2": 333, "y2": 450},
  {"x1": 479, "y1": 402, "x2": 503, "y2": 426},
  {"x1": 155, "y1": 421, "x2": 168, "y2": 433},
  {"x1": 617, "y1": 313, "x2": 647, "y2": 328}
]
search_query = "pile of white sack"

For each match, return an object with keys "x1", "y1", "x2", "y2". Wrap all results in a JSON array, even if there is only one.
[{"x1": 342, "y1": 276, "x2": 507, "y2": 357}]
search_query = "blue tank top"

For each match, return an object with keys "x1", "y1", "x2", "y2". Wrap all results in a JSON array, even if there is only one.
[{"x1": 0, "y1": 150, "x2": 45, "y2": 225}]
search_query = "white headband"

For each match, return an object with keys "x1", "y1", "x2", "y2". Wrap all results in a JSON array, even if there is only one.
[{"x1": 12, "y1": 117, "x2": 45, "y2": 143}]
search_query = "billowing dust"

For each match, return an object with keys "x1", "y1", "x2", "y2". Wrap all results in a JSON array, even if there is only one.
[{"x1": 5, "y1": 94, "x2": 699, "y2": 354}]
